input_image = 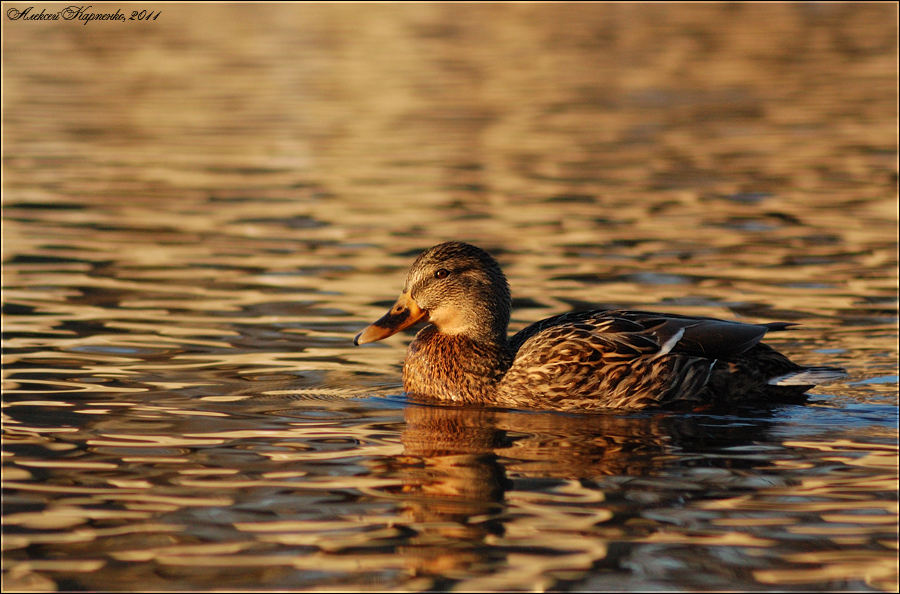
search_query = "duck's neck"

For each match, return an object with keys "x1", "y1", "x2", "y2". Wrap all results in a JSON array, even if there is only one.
[{"x1": 402, "y1": 325, "x2": 513, "y2": 404}]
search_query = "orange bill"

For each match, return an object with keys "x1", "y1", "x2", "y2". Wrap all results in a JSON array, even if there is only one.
[{"x1": 354, "y1": 292, "x2": 427, "y2": 345}]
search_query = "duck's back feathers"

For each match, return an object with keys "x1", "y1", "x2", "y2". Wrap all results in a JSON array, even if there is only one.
[{"x1": 502, "y1": 310, "x2": 839, "y2": 410}]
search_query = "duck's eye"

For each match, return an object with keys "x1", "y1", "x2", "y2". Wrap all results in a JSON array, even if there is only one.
[{"x1": 434, "y1": 269, "x2": 450, "y2": 279}]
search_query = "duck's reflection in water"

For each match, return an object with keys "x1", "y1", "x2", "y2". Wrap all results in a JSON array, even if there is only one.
[{"x1": 390, "y1": 399, "x2": 775, "y2": 582}]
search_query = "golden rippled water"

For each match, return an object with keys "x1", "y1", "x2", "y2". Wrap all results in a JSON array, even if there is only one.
[{"x1": 3, "y1": 4, "x2": 897, "y2": 592}]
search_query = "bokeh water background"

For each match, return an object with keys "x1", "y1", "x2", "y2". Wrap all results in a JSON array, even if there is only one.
[{"x1": 3, "y1": 3, "x2": 898, "y2": 591}]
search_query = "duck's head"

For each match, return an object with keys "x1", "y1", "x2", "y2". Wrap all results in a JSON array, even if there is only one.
[{"x1": 354, "y1": 242, "x2": 511, "y2": 346}]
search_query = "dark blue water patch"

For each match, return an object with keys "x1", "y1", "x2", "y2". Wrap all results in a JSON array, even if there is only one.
[
  {"x1": 360, "y1": 392, "x2": 409, "y2": 409},
  {"x1": 551, "y1": 272, "x2": 699, "y2": 286},
  {"x1": 66, "y1": 221, "x2": 185, "y2": 234},
  {"x1": 797, "y1": 233, "x2": 844, "y2": 246},
  {"x1": 776, "y1": 401, "x2": 900, "y2": 435},
  {"x1": 67, "y1": 344, "x2": 172, "y2": 355},
  {"x1": 4, "y1": 254, "x2": 107, "y2": 266},
  {"x1": 847, "y1": 375, "x2": 898, "y2": 386},
  {"x1": 182, "y1": 263, "x2": 265, "y2": 273},
  {"x1": 707, "y1": 218, "x2": 778, "y2": 232},
  {"x1": 627, "y1": 272, "x2": 695, "y2": 285},
  {"x1": 234, "y1": 216, "x2": 328, "y2": 229}
]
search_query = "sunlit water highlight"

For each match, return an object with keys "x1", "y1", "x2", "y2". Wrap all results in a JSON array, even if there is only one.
[{"x1": 3, "y1": 4, "x2": 898, "y2": 592}]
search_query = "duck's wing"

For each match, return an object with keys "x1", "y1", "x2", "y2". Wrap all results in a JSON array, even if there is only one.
[
  {"x1": 613, "y1": 310, "x2": 793, "y2": 358},
  {"x1": 509, "y1": 310, "x2": 789, "y2": 360}
]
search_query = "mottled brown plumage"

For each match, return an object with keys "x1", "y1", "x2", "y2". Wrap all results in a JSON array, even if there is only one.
[{"x1": 355, "y1": 242, "x2": 845, "y2": 411}]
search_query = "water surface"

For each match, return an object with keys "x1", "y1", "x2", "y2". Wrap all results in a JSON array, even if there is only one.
[{"x1": 3, "y1": 4, "x2": 898, "y2": 591}]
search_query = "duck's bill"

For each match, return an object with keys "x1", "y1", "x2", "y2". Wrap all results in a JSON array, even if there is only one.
[{"x1": 354, "y1": 292, "x2": 427, "y2": 345}]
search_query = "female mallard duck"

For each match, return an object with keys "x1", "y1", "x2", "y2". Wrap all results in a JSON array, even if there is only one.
[{"x1": 354, "y1": 242, "x2": 845, "y2": 411}]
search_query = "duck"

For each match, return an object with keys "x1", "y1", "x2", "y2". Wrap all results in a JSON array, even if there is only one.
[{"x1": 354, "y1": 241, "x2": 846, "y2": 411}]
